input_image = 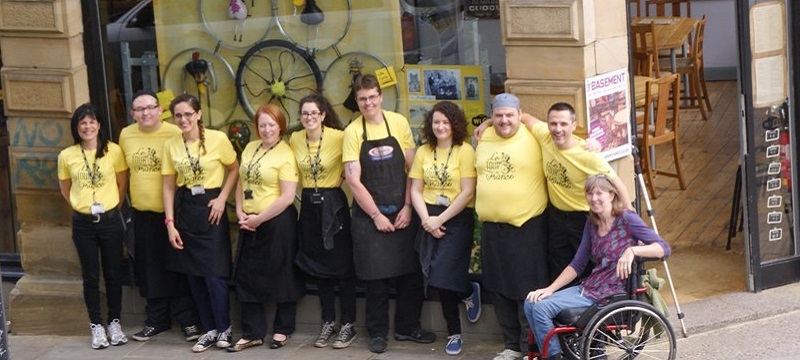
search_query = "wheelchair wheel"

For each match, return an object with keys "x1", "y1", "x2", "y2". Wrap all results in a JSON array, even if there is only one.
[
  {"x1": 558, "y1": 332, "x2": 582, "y2": 360},
  {"x1": 582, "y1": 300, "x2": 676, "y2": 360}
]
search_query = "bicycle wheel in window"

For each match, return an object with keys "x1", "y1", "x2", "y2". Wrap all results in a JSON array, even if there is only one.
[
  {"x1": 273, "y1": 0, "x2": 351, "y2": 55},
  {"x1": 199, "y1": 0, "x2": 274, "y2": 50},
  {"x1": 235, "y1": 39, "x2": 323, "y2": 130},
  {"x1": 161, "y1": 47, "x2": 238, "y2": 130},
  {"x1": 322, "y1": 51, "x2": 399, "y2": 123}
]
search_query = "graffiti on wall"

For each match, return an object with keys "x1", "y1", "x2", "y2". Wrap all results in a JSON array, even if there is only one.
[{"x1": 8, "y1": 117, "x2": 69, "y2": 148}]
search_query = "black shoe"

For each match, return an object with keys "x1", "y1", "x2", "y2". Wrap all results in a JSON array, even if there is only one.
[
  {"x1": 368, "y1": 336, "x2": 388, "y2": 353},
  {"x1": 131, "y1": 325, "x2": 169, "y2": 341},
  {"x1": 394, "y1": 328, "x2": 436, "y2": 344},
  {"x1": 182, "y1": 325, "x2": 201, "y2": 342}
]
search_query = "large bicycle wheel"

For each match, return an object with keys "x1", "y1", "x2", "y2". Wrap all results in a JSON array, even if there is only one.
[
  {"x1": 199, "y1": 0, "x2": 274, "y2": 50},
  {"x1": 235, "y1": 39, "x2": 323, "y2": 130},
  {"x1": 582, "y1": 300, "x2": 676, "y2": 360},
  {"x1": 161, "y1": 48, "x2": 238, "y2": 129},
  {"x1": 273, "y1": 0, "x2": 351, "y2": 54},
  {"x1": 322, "y1": 51, "x2": 399, "y2": 123}
]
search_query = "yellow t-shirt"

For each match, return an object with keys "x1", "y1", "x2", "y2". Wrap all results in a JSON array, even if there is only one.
[
  {"x1": 239, "y1": 140, "x2": 299, "y2": 214},
  {"x1": 475, "y1": 127, "x2": 547, "y2": 226},
  {"x1": 289, "y1": 127, "x2": 344, "y2": 189},
  {"x1": 162, "y1": 129, "x2": 237, "y2": 188},
  {"x1": 119, "y1": 122, "x2": 182, "y2": 212},
  {"x1": 529, "y1": 122, "x2": 616, "y2": 211},
  {"x1": 409, "y1": 143, "x2": 476, "y2": 208},
  {"x1": 342, "y1": 110, "x2": 415, "y2": 163},
  {"x1": 58, "y1": 142, "x2": 128, "y2": 214}
]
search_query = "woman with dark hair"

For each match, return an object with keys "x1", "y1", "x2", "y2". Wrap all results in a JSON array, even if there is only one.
[
  {"x1": 523, "y1": 174, "x2": 670, "y2": 360},
  {"x1": 228, "y1": 103, "x2": 304, "y2": 352},
  {"x1": 162, "y1": 93, "x2": 239, "y2": 353},
  {"x1": 290, "y1": 93, "x2": 358, "y2": 349},
  {"x1": 409, "y1": 101, "x2": 481, "y2": 356},
  {"x1": 58, "y1": 103, "x2": 129, "y2": 349}
]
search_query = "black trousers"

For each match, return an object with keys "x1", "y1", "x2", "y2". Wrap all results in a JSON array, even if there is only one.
[
  {"x1": 364, "y1": 271, "x2": 424, "y2": 338},
  {"x1": 145, "y1": 295, "x2": 197, "y2": 329},
  {"x1": 240, "y1": 301, "x2": 297, "y2": 340},
  {"x1": 493, "y1": 292, "x2": 528, "y2": 353},
  {"x1": 317, "y1": 277, "x2": 357, "y2": 324},
  {"x1": 72, "y1": 210, "x2": 124, "y2": 325},
  {"x1": 434, "y1": 285, "x2": 471, "y2": 336},
  {"x1": 548, "y1": 207, "x2": 591, "y2": 284}
]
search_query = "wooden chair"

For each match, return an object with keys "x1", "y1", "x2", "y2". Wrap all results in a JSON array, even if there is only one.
[
  {"x1": 630, "y1": 23, "x2": 661, "y2": 78},
  {"x1": 637, "y1": 73, "x2": 686, "y2": 199},
  {"x1": 629, "y1": 0, "x2": 644, "y2": 17},
  {"x1": 646, "y1": 0, "x2": 691, "y2": 17},
  {"x1": 660, "y1": 15, "x2": 711, "y2": 120}
]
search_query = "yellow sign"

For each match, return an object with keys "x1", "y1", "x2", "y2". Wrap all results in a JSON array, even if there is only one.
[
  {"x1": 157, "y1": 89, "x2": 176, "y2": 121},
  {"x1": 375, "y1": 66, "x2": 398, "y2": 89}
]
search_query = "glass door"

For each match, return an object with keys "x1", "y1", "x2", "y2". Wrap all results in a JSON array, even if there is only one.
[{"x1": 737, "y1": 0, "x2": 800, "y2": 291}]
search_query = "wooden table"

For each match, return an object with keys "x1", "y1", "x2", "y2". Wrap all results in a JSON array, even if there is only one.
[{"x1": 632, "y1": 16, "x2": 698, "y2": 72}]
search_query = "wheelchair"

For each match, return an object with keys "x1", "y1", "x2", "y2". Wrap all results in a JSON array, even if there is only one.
[{"x1": 527, "y1": 259, "x2": 677, "y2": 360}]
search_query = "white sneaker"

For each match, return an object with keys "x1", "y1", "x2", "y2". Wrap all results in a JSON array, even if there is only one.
[
  {"x1": 90, "y1": 323, "x2": 109, "y2": 350},
  {"x1": 494, "y1": 348, "x2": 523, "y2": 360},
  {"x1": 107, "y1": 319, "x2": 128, "y2": 346}
]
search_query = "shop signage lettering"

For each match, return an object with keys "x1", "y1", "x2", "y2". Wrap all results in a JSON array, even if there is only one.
[
  {"x1": 466, "y1": 0, "x2": 499, "y2": 19},
  {"x1": 588, "y1": 73, "x2": 627, "y2": 91}
]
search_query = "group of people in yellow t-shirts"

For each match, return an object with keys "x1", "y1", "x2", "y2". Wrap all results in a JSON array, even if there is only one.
[{"x1": 58, "y1": 73, "x2": 648, "y2": 359}]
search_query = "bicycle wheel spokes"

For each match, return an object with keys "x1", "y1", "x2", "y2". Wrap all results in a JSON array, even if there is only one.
[
  {"x1": 323, "y1": 51, "x2": 399, "y2": 123},
  {"x1": 199, "y1": 0, "x2": 273, "y2": 50},
  {"x1": 274, "y1": 0, "x2": 351, "y2": 53},
  {"x1": 236, "y1": 40, "x2": 323, "y2": 128}
]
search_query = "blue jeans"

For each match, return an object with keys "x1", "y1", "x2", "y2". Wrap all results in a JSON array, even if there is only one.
[{"x1": 523, "y1": 286, "x2": 594, "y2": 358}]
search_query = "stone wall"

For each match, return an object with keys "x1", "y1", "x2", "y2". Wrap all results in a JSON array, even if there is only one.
[{"x1": 0, "y1": 0, "x2": 90, "y2": 335}]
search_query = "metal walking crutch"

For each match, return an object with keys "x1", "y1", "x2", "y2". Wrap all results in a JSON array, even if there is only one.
[{"x1": 632, "y1": 145, "x2": 688, "y2": 337}]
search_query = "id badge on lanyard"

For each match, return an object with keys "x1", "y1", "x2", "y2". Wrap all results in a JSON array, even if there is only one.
[{"x1": 191, "y1": 185, "x2": 205, "y2": 196}]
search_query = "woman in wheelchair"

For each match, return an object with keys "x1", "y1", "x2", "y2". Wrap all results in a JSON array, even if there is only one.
[{"x1": 524, "y1": 174, "x2": 671, "y2": 360}]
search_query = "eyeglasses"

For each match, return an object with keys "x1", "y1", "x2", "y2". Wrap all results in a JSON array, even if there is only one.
[
  {"x1": 132, "y1": 104, "x2": 160, "y2": 113},
  {"x1": 356, "y1": 94, "x2": 380, "y2": 104},
  {"x1": 301, "y1": 111, "x2": 322, "y2": 118},
  {"x1": 173, "y1": 111, "x2": 196, "y2": 121}
]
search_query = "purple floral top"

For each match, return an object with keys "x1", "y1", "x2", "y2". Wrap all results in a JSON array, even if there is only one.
[{"x1": 569, "y1": 210, "x2": 671, "y2": 301}]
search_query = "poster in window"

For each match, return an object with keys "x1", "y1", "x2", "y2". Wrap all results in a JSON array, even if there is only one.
[{"x1": 585, "y1": 68, "x2": 632, "y2": 161}]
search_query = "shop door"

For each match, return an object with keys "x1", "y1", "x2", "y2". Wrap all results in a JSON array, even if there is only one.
[{"x1": 737, "y1": 0, "x2": 800, "y2": 291}]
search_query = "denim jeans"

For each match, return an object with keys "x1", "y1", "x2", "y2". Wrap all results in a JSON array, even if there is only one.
[{"x1": 523, "y1": 286, "x2": 594, "y2": 358}]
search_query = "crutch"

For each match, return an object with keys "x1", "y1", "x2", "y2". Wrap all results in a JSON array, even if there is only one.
[{"x1": 632, "y1": 145, "x2": 688, "y2": 337}]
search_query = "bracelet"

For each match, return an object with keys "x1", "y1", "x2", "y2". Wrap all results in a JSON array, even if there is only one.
[
  {"x1": 164, "y1": 218, "x2": 174, "y2": 226},
  {"x1": 370, "y1": 210, "x2": 380, "y2": 219},
  {"x1": 629, "y1": 246, "x2": 637, "y2": 257}
]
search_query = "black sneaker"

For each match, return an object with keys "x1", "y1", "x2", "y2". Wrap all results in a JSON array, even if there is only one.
[
  {"x1": 332, "y1": 322, "x2": 358, "y2": 349},
  {"x1": 131, "y1": 325, "x2": 168, "y2": 342},
  {"x1": 394, "y1": 328, "x2": 436, "y2": 344},
  {"x1": 368, "y1": 336, "x2": 388, "y2": 353},
  {"x1": 215, "y1": 327, "x2": 232, "y2": 348},
  {"x1": 192, "y1": 331, "x2": 217, "y2": 353},
  {"x1": 183, "y1": 325, "x2": 201, "y2": 342}
]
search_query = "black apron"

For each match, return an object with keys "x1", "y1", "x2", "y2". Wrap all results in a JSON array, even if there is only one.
[
  {"x1": 166, "y1": 187, "x2": 231, "y2": 278},
  {"x1": 295, "y1": 187, "x2": 354, "y2": 279},
  {"x1": 351, "y1": 114, "x2": 419, "y2": 280},
  {"x1": 233, "y1": 206, "x2": 305, "y2": 303},
  {"x1": 416, "y1": 205, "x2": 474, "y2": 294},
  {"x1": 133, "y1": 209, "x2": 190, "y2": 299}
]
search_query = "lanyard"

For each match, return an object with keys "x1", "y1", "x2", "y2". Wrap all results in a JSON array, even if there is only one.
[
  {"x1": 183, "y1": 139, "x2": 202, "y2": 185},
  {"x1": 244, "y1": 141, "x2": 276, "y2": 188},
  {"x1": 81, "y1": 147, "x2": 100, "y2": 204},
  {"x1": 432, "y1": 145, "x2": 454, "y2": 190},
  {"x1": 306, "y1": 128, "x2": 324, "y2": 190}
]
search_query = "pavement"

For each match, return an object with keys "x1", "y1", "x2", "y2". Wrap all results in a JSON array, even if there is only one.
[{"x1": 5, "y1": 280, "x2": 800, "y2": 359}]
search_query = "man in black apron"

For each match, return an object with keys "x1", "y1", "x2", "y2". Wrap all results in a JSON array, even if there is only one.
[
  {"x1": 342, "y1": 75, "x2": 435, "y2": 354},
  {"x1": 475, "y1": 94, "x2": 550, "y2": 360}
]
